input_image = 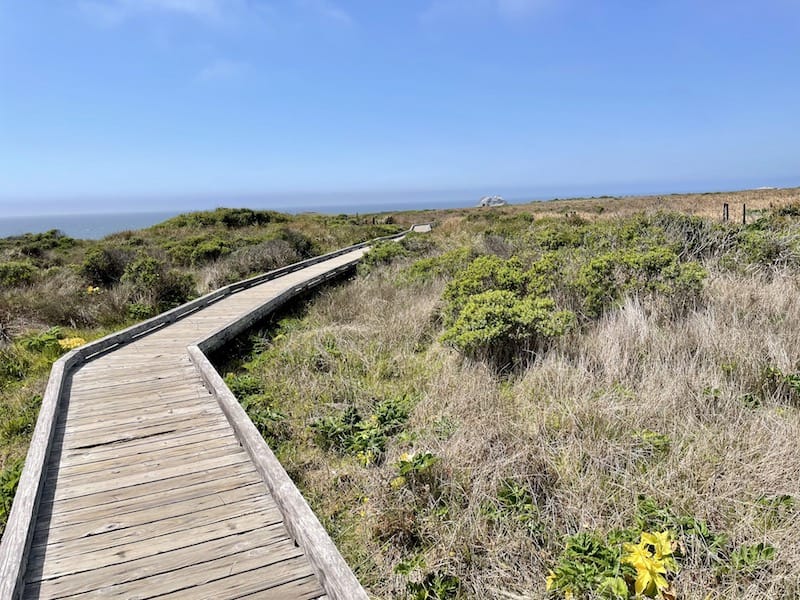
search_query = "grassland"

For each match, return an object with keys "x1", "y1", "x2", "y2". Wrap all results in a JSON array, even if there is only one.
[
  {"x1": 3, "y1": 188, "x2": 800, "y2": 599},
  {"x1": 217, "y1": 187, "x2": 800, "y2": 599}
]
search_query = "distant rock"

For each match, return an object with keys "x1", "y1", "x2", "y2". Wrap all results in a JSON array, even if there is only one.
[{"x1": 478, "y1": 195, "x2": 507, "y2": 207}]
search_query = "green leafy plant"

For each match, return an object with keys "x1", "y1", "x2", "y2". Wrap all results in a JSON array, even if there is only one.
[
  {"x1": 546, "y1": 531, "x2": 632, "y2": 599},
  {"x1": 311, "y1": 397, "x2": 411, "y2": 465},
  {"x1": 484, "y1": 478, "x2": 543, "y2": 538},
  {"x1": 407, "y1": 571, "x2": 460, "y2": 600},
  {"x1": 728, "y1": 542, "x2": 776, "y2": 576}
]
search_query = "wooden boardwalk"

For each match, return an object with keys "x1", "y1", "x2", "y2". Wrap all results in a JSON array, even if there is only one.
[{"x1": 1, "y1": 245, "x2": 380, "y2": 600}]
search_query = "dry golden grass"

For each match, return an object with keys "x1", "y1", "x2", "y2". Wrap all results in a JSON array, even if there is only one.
[{"x1": 387, "y1": 186, "x2": 800, "y2": 228}]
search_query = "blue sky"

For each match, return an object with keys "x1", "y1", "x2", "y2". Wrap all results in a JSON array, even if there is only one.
[{"x1": 1, "y1": 0, "x2": 799, "y2": 215}]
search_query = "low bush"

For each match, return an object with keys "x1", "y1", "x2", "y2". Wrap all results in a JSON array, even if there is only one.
[
  {"x1": 441, "y1": 290, "x2": 574, "y2": 368},
  {"x1": 0, "y1": 261, "x2": 37, "y2": 287},
  {"x1": 81, "y1": 246, "x2": 132, "y2": 287}
]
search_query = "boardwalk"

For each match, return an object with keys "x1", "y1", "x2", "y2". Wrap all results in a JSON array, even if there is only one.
[{"x1": 1, "y1": 244, "x2": 382, "y2": 600}]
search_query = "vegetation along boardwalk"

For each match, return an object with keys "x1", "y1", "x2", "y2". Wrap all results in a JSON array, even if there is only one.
[{"x1": 0, "y1": 231, "x2": 419, "y2": 599}]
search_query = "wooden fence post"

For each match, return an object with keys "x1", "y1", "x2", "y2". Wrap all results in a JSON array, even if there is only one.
[
  {"x1": 723, "y1": 203, "x2": 729, "y2": 222},
  {"x1": 742, "y1": 204, "x2": 747, "y2": 225}
]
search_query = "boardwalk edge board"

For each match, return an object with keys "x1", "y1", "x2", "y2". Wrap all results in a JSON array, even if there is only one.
[{"x1": 0, "y1": 226, "x2": 430, "y2": 600}]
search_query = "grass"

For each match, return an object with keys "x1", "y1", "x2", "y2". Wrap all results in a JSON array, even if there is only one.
[{"x1": 219, "y1": 192, "x2": 800, "y2": 599}]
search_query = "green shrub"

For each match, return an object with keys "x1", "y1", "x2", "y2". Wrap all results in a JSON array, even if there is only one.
[
  {"x1": 81, "y1": 246, "x2": 132, "y2": 286},
  {"x1": 122, "y1": 254, "x2": 194, "y2": 310},
  {"x1": 441, "y1": 290, "x2": 574, "y2": 368},
  {"x1": 191, "y1": 238, "x2": 232, "y2": 264},
  {"x1": 442, "y1": 255, "x2": 529, "y2": 321},
  {"x1": 573, "y1": 247, "x2": 706, "y2": 317},
  {"x1": 401, "y1": 248, "x2": 476, "y2": 284},
  {"x1": 0, "y1": 261, "x2": 37, "y2": 287},
  {"x1": 361, "y1": 241, "x2": 409, "y2": 271},
  {"x1": 276, "y1": 228, "x2": 315, "y2": 258}
]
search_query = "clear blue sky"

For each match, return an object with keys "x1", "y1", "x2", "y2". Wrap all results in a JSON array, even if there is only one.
[{"x1": 1, "y1": 0, "x2": 799, "y2": 215}]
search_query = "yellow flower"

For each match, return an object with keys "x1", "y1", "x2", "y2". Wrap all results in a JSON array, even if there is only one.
[
  {"x1": 545, "y1": 570, "x2": 555, "y2": 591},
  {"x1": 623, "y1": 541, "x2": 652, "y2": 569},
  {"x1": 623, "y1": 534, "x2": 674, "y2": 597},
  {"x1": 642, "y1": 530, "x2": 674, "y2": 560},
  {"x1": 58, "y1": 337, "x2": 86, "y2": 350}
]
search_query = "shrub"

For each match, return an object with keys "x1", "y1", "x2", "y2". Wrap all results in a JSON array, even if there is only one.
[
  {"x1": 191, "y1": 238, "x2": 232, "y2": 264},
  {"x1": 81, "y1": 246, "x2": 132, "y2": 287},
  {"x1": 401, "y1": 247, "x2": 476, "y2": 284},
  {"x1": 361, "y1": 241, "x2": 409, "y2": 271},
  {"x1": 122, "y1": 254, "x2": 195, "y2": 312},
  {"x1": 573, "y1": 247, "x2": 706, "y2": 317},
  {"x1": 442, "y1": 255, "x2": 529, "y2": 321},
  {"x1": 441, "y1": 290, "x2": 574, "y2": 368},
  {"x1": 0, "y1": 261, "x2": 36, "y2": 287}
]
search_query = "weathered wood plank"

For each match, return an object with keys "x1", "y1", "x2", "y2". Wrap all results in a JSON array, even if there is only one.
[
  {"x1": 47, "y1": 442, "x2": 242, "y2": 487},
  {"x1": 49, "y1": 452, "x2": 251, "y2": 502},
  {"x1": 27, "y1": 513, "x2": 289, "y2": 582},
  {"x1": 38, "y1": 469, "x2": 262, "y2": 528},
  {"x1": 151, "y1": 556, "x2": 322, "y2": 600},
  {"x1": 30, "y1": 496, "x2": 281, "y2": 562},
  {"x1": 56, "y1": 435, "x2": 236, "y2": 477},
  {"x1": 24, "y1": 528, "x2": 296, "y2": 599},
  {"x1": 32, "y1": 482, "x2": 265, "y2": 548},
  {"x1": 58, "y1": 423, "x2": 231, "y2": 466}
]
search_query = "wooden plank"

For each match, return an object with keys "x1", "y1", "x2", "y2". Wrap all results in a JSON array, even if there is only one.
[
  {"x1": 64, "y1": 376, "x2": 204, "y2": 400},
  {"x1": 49, "y1": 452, "x2": 251, "y2": 502},
  {"x1": 152, "y1": 559, "x2": 322, "y2": 600},
  {"x1": 62, "y1": 387, "x2": 213, "y2": 420},
  {"x1": 58, "y1": 412, "x2": 228, "y2": 451},
  {"x1": 32, "y1": 482, "x2": 265, "y2": 547},
  {"x1": 38, "y1": 469, "x2": 262, "y2": 528},
  {"x1": 24, "y1": 526, "x2": 296, "y2": 599},
  {"x1": 62, "y1": 397, "x2": 214, "y2": 431},
  {"x1": 47, "y1": 442, "x2": 241, "y2": 487},
  {"x1": 56, "y1": 435, "x2": 236, "y2": 477},
  {"x1": 58, "y1": 423, "x2": 231, "y2": 466},
  {"x1": 30, "y1": 496, "x2": 281, "y2": 562},
  {"x1": 27, "y1": 513, "x2": 289, "y2": 581},
  {"x1": 60, "y1": 399, "x2": 218, "y2": 435}
]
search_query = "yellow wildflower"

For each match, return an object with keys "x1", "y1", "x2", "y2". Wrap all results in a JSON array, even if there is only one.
[
  {"x1": 545, "y1": 570, "x2": 556, "y2": 591},
  {"x1": 58, "y1": 337, "x2": 86, "y2": 350}
]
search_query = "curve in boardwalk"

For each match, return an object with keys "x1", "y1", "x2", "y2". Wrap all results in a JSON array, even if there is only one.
[{"x1": 0, "y1": 230, "x2": 423, "y2": 600}]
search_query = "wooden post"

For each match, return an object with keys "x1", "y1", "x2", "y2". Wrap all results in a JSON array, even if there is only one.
[
  {"x1": 742, "y1": 204, "x2": 747, "y2": 225},
  {"x1": 723, "y1": 203, "x2": 729, "y2": 222}
]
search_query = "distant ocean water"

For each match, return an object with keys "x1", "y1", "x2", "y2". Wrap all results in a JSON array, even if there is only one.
[{"x1": 0, "y1": 198, "x2": 495, "y2": 240}]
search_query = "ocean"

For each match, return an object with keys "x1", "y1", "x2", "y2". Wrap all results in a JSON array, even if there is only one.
[{"x1": 0, "y1": 198, "x2": 494, "y2": 240}]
